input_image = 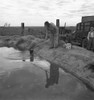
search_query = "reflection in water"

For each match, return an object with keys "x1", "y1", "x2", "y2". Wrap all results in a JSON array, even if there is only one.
[
  {"x1": 45, "y1": 63, "x2": 59, "y2": 88},
  {"x1": 0, "y1": 47, "x2": 94, "y2": 100},
  {"x1": 0, "y1": 47, "x2": 30, "y2": 60}
]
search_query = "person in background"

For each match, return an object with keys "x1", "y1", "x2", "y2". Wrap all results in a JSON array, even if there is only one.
[
  {"x1": 44, "y1": 21, "x2": 58, "y2": 48},
  {"x1": 87, "y1": 27, "x2": 94, "y2": 51}
]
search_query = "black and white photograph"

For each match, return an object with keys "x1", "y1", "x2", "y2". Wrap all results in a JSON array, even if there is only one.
[{"x1": 0, "y1": 0, "x2": 94, "y2": 100}]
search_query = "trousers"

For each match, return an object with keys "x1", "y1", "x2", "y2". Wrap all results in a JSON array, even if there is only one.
[
  {"x1": 50, "y1": 33, "x2": 59, "y2": 48},
  {"x1": 87, "y1": 37, "x2": 94, "y2": 51}
]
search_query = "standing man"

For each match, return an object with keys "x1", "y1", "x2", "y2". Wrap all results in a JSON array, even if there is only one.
[
  {"x1": 87, "y1": 27, "x2": 94, "y2": 51},
  {"x1": 44, "y1": 21, "x2": 58, "y2": 48}
]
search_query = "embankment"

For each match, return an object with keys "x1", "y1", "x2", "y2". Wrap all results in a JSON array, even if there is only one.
[{"x1": 0, "y1": 35, "x2": 94, "y2": 91}]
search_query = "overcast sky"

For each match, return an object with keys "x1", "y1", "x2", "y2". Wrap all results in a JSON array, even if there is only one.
[{"x1": 0, "y1": 0, "x2": 94, "y2": 26}]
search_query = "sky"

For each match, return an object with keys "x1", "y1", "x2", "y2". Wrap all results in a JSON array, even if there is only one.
[{"x1": 0, "y1": 0, "x2": 94, "y2": 26}]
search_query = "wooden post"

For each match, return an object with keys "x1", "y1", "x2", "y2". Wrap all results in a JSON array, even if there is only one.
[
  {"x1": 56, "y1": 19, "x2": 60, "y2": 27},
  {"x1": 30, "y1": 49, "x2": 34, "y2": 62},
  {"x1": 56, "y1": 19, "x2": 60, "y2": 47},
  {"x1": 21, "y1": 23, "x2": 24, "y2": 36}
]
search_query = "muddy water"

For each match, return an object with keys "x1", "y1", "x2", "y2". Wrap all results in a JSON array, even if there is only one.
[{"x1": 0, "y1": 47, "x2": 94, "y2": 100}]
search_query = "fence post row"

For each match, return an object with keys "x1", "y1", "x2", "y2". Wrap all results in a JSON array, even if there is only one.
[
  {"x1": 56, "y1": 19, "x2": 60, "y2": 46},
  {"x1": 21, "y1": 23, "x2": 24, "y2": 36}
]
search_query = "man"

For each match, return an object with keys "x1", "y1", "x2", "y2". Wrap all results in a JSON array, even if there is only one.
[
  {"x1": 44, "y1": 21, "x2": 58, "y2": 48},
  {"x1": 87, "y1": 27, "x2": 94, "y2": 51}
]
